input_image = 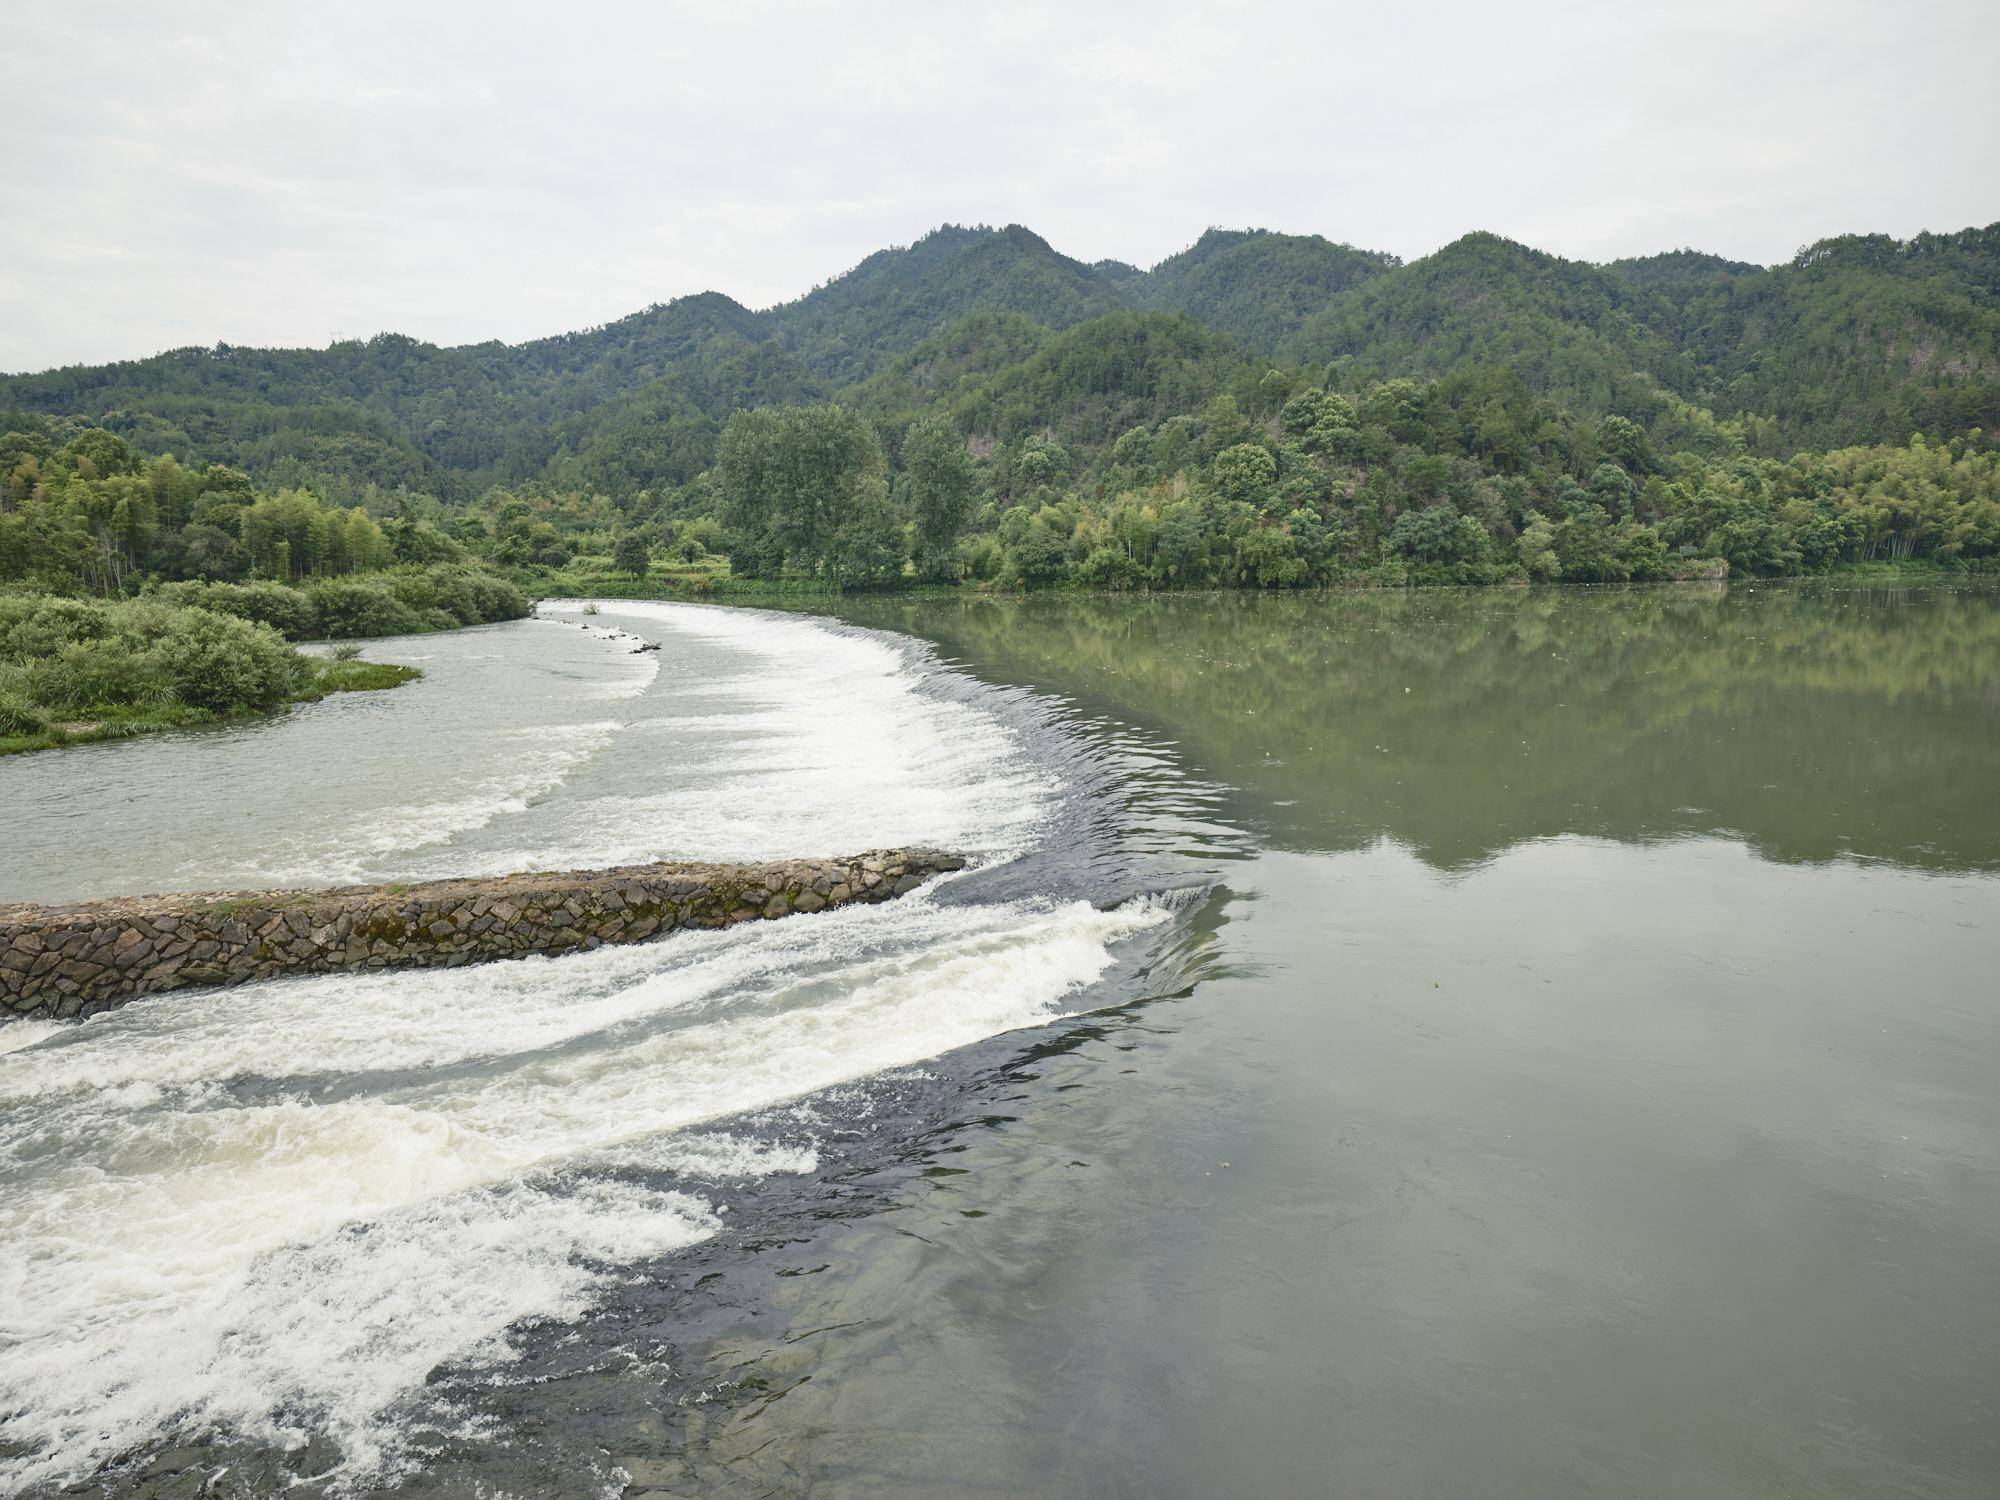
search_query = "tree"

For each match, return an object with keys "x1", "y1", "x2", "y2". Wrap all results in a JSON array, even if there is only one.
[
  {"x1": 715, "y1": 404, "x2": 892, "y2": 579},
  {"x1": 1281, "y1": 387, "x2": 1357, "y2": 452},
  {"x1": 613, "y1": 532, "x2": 650, "y2": 578},
  {"x1": 1518, "y1": 514, "x2": 1562, "y2": 580},
  {"x1": 901, "y1": 419, "x2": 978, "y2": 581},
  {"x1": 1596, "y1": 414, "x2": 1656, "y2": 474},
  {"x1": 831, "y1": 485, "x2": 906, "y2": 587},
  {"x1": 1214, "y1": 443, "x2": 1278, "y2": 507},
  {"x1": 1005, "y1": 510, "x2": 1071, "y2": 588}
]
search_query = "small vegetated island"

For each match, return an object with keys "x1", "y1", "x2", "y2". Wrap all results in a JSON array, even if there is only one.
[
  {"x1": 2, "y1": 222, "x2": 1995, "y2": 680},
  {"x1": 0, "y1": 473, "x2": 529, "y2": 753},
  {"x1": 0, "y1": 593, "x2": 423, "y2": 755}
]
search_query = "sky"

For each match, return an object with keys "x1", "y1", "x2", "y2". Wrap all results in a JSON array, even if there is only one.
[{"x1": 4, "y1": 0, "x2": 1996, "y2": 373}]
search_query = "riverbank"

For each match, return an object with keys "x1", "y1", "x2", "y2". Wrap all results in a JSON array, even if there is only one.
[
  {"x1": 514, "y1": 554, "x2": 1998, "y2": 605},
  {"x1": 0, "y1": 849, "x2": 966, "y2": 1019}
]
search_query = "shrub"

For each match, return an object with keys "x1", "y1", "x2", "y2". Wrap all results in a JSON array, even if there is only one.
[
  {"x1": 46, "y1": 637, "x2": 178, "y2": 711},
  {"x1": 0, "y1": 591, "x2": 433, "y2": 753},
  {"x1": 0, "y1": 595, "x2": 303, "y2": 720},
  {"x1": 150, "y1": 566, "x2": 528, "y2": 641},
  {"x1": 304, "y1": 565, "x2": 529, "y2": 638},
  {"x1": 301, "y1": 577, "x2": 426, "y2": 638},
  {"x1": 407, "y1": 565, "x2": 529, "y2": 628},
  {"x1": 0, "y1": 693, "x2": 50, "y2": 737},
  {"x1": 145, "y1": 610, "x2": 300, "y2": 712},
  {"x1": 0, "y1": 594, "x2": 112, "y2": 659},
  {"x1": 163, "y1": 580, "x2": 322, "y2": 639}
]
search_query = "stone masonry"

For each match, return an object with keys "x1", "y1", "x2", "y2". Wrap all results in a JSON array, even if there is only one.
[{"x1": 0, "y1": 849, "x2": 965, "y2": 1022}]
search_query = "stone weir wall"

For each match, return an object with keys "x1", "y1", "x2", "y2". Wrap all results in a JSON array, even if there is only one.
[{"x1": 0, "y1": 849, "x2": 965, "y2": 1022}]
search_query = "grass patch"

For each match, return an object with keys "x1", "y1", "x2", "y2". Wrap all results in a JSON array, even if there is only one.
[
  {"x1": 298, "y1": 658, "x2": 423, "y2": 698},
  {"x1": 0, "y1": 706, "x2": 211, "y2": 757}
]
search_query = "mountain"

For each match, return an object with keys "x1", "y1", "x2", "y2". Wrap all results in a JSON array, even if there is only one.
[
  {"x1": 5, "y1": 219, "x2": 1998, "y2": 503},
  {"x1": 851, "y1": 309, "x2": 1260, "y2": 451},
  {"x1": 1284, "y1": 227, "x2": 2000, "y2": 444},
  {"x1": 1286, "y1": 232, "x2": 1701, "y2": 425},
  {"x1": 1121, "y1": 228, "x2": 1399, "y2": 351},
  {"x1": 0, "y1": 291, "x2": 815, "y2": 497},
  {"x1": 1605, "y1": 249, "x2": 1761, "y2": 314},
  {"x1": 765, "y1": 223, "x2": 1125, "y2": 384},
  {"x1": 1648, "y1": 227, "x2": 2000, "y2": 445}
]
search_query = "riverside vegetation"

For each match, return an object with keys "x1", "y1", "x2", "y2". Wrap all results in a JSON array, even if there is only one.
[
  {"x1": 0, "y1": 435, "x2": 530, "y2": 752},
  {"x1": 0, "y1": 594, "x2": 427, "y2": 755},
  {"x1": 4, "y1": 221, "x2": 1997, "y2": 605}
]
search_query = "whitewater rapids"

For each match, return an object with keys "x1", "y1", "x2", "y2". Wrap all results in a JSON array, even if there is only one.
[{"x1": 0, "y1": 602, "x2": 1167, "y2": 1493}]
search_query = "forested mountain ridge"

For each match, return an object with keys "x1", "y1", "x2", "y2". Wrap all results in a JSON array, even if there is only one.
[
  {"x1": 1118, "y1": 228, "x2": 1401, "y2": 350},
  {"x1": 6, "y1": 219, "x2": 1996, "y2": 502},
  {"x1": 6, "y1": 218, "x2": 2000, "y2": 610},
  {"x1": 765, "y1": 224, "x2": 1125, "y2": 384},
  {"x1": 1604, "y1": 249, "x2": 1764, "y2": 310},
  {"x1": 1654, "y1": 226, "x2": 2000, "y2": 445},
  {"x1": 1286, "y1": 231, "x2": 1702, "y2": 427},
  {"x1": 0, "y1": 290, "x2": 812, "y2": 499}
]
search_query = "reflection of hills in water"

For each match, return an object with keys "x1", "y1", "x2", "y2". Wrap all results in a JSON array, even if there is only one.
[{"x1": 830, "y1": 583, "x2": 2000, "y2": 874}]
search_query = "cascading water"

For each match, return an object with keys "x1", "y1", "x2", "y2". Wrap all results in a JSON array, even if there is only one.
[{"x1": 0, "y1": 602, "x2": 1189, "y2": 1495}]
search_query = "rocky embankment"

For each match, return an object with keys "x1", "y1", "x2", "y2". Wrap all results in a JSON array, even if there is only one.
[{"x1": 0, "y1": 849, "x2": 964, "y2": 1021}]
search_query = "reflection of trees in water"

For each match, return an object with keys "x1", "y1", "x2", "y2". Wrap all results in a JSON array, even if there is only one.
[{"x1": 836, "y1": 585, "x2": 2000, "y2": 873}]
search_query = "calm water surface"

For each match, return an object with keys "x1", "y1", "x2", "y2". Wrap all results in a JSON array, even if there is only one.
[{"x1": 1, "y1": 584, "x2": 1995, "y2": 1497}]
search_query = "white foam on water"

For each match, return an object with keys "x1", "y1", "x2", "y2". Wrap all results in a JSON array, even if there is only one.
[
  {"x1": 0, "y1": 602, "x2": 1157, "y2": 1493},
  {"x1": 507, "y1": 602, "x2": 1052, "y2": 869},
  {"x1": 574, "y1": 626, "x2": 665, "y2": 699},
  {"x1": 0, "y1": 897, "x2": 1161, "y2": 1490},
  {"x1": 188, "y1": 720, "x2": 629, "y2": 889},
  {"x1": 0, "y1": 1019, "x2": 65, "y2": 1056},
  {"x1": 0, "y1": 890, "x2": 1067, "y2": 1103}
]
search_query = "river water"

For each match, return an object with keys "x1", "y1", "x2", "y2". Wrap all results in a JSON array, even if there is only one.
[{"x1": 1, "y1": 584, "x2": 1996, "y2": 1497}]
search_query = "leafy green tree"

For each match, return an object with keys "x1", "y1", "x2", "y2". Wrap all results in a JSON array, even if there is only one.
[
  {"x1": 1213, "y1": 443, "x2": 1278, "y2": 507},
  {"x1": 613, "y1": 532, "x2": 650, "y2": 577},
  {"x1": 715, "y1": 404, "x2": 894, "y2": 578},
  {"x1": 1589, "y1": 461, "x2": 1638, "y2": 519},
  {"x1": 1596, "y1": 415, "x2": 1656, "y2": 474},
  {"x1": 1280, "y1": 387, "x2": 1357, "y2": 453},
  {"x1": 901, "y1": 419, "x2": 978, "y2": 581},
  {"x1": 1518, "y1": 515, "x2": 1562, "y2": 580},
  {"x1": 832, "y1": 485, "x2": 907, "y2": 587},
  {"x1": 1553, "y1": 505, "x2": 1622, "y2": 581},
  {"x1": 1006, "y1": 508, "x2": 1071, "y2": 587}
]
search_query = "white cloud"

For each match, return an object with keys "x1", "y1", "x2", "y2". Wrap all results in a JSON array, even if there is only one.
[{"x1": 3, "y1": 0, "x2": 1995, "y2": 371}]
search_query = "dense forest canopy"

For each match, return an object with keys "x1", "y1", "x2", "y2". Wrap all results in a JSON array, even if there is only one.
[{"x1": 3, "y1": 219, "x2": 1997, "y2": 600}]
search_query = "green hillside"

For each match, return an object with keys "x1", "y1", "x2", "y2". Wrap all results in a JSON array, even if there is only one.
[
  {"x1": 1288, "y1": 232, "x2": 1700, "y2": 424},
  {"x1": 1659, "y1": 227, "x2": 2000, "y2": 445},
  {"x1": 1126, "y1": 228, "x2": 1398, "y2": 350},
  {"x1": 768, "y1": 223, "x2": 1125, "y2": 384},
  {"x1": 8, "y1": 218, "x2": 1998, "y2": 499},
  {"x1": 5, "y1": 217, "x2": 1998, "y2": 609}
]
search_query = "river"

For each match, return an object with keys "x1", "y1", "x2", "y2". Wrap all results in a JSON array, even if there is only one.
[{"x1": 1, "y1": 583, "x2": 1996, "y2": 1497}]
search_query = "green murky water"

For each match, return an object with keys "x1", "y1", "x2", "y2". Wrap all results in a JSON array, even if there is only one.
[
  {"x1": 8, "y1": 583, "x2": 1996, "y2": 1498},
  {"x1": 682, "y1": 581, "x2": 2000, "y2": 1498}
]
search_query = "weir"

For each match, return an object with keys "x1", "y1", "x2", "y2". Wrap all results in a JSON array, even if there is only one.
[{"x1": 0, "y1": 849, "x2": 966, "y2": 1021}]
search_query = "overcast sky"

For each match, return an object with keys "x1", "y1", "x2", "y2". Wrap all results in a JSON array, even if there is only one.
[{"x1": 5, "y1": 0, "x2": 1996, "y2": 373}]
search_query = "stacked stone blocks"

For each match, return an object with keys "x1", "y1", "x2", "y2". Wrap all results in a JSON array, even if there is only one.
[{"x1": 0, "y1": 849, "x2": 964, "y2": 1021}]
